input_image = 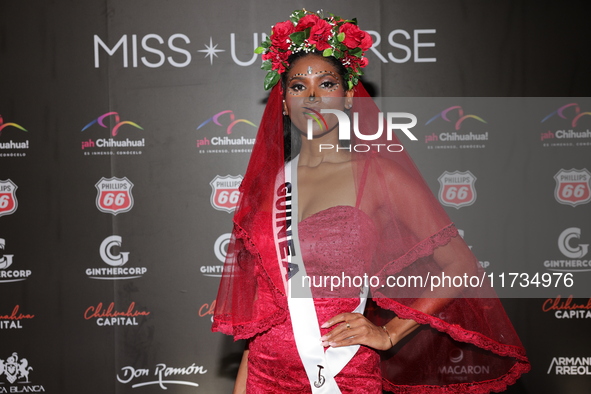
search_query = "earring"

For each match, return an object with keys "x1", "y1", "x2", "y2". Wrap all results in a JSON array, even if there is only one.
[{"x1": 283, "y1": 100, "x2": 288, "y2": 116}]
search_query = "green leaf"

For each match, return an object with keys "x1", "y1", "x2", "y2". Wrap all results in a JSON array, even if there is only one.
[
  {"x1": 261, "y1": 61, "x2": 272, "y2": 71},
  {"x1": 337, "y1": 32, "x2": 345, "y2": 42},
  {"x1": 290, "y1": 31, "x2": 306, "y2": 46},
  {"x1": 264, "y1": 71, "x2": 280, "y2": 90},
  {"x1": 254, "y1": 46, "x2": 265, "y2": 54},
  {"x1": 333, "y1": 49, "x2": 343, "y2": 59},
  {"x1": 349, "y1": 47, "x2": 362, "y2": 57},
  {"x1": 290, "y1": 10, "x2": 306, "y2": 24},
  {"x1": 347, "y1": 80, "x2": 354, "y2": 90},
  {"x1": 322, "y1": 48, "x2": 333, "y2": 57}
]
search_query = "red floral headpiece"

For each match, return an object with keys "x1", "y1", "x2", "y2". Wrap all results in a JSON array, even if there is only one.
[{"x1": 255, "y1": 9, "x2": 372, "y2": 90}]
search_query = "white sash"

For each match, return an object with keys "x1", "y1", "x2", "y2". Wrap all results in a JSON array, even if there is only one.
[{"x1": 273, "y1": 156, "x2": 367, "y2": 393}]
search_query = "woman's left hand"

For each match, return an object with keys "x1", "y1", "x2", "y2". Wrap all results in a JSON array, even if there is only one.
[{"x1": 320, "y1": 312, "x2": 392, "y2": 351}]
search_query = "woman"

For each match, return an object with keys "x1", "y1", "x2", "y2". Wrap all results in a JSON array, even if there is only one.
[{"x1": 213, "y1": 10, "x2": 529, "y2": 393}]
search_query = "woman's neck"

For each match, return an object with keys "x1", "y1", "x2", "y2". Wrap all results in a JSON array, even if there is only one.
[{"x1": 298, "y1": 131, "x2": 351, "y2": 167}]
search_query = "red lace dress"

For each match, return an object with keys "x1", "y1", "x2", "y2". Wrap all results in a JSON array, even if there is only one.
[{"x1": 246, "y1": 206, "x2": 382, "y2": 393}]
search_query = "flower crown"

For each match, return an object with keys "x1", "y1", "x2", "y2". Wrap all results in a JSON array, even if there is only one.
[{"x1": 255, "y1": 9, "x2": 372, "y2": 90}]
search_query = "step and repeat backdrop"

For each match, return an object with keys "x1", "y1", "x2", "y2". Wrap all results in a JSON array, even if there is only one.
[{"x1": 1, "y1": 1, "x2": 590, "y2": 393}]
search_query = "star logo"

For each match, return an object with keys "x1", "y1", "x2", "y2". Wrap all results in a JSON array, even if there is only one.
[{"x1": 198, "y1": 37, "x2": 225, "y2": 65}]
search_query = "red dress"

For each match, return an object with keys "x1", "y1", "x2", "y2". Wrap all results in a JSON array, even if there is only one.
[{"x1": 246, "y1": 206, "x2": 382, "y2": 393}]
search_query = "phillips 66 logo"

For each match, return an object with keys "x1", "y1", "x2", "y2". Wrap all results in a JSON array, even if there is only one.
[
  {"x1": 0, "y1": 179, "x2": 18, "y2": 217},
  {"x1": 438, "y1": 171, "x2": 477, "y2": 209},
  {"x1": 95, "y1": 177, "x2": 134, "y2": 215},
  {"x1": 210, "y1": 175, "x2": 242, "y2": 213},
  {"x1": 554, "y1": 169, "x2": 591, "y2": 207}
]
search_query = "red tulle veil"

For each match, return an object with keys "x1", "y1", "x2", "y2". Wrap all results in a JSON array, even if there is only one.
[{"x1": 213, "y1": 81, "x2": 530, "y2": 392}]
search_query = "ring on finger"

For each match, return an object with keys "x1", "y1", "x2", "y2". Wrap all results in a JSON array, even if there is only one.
[{"x1": 346, "y1": 322, "x2": 351, "y2": 329}]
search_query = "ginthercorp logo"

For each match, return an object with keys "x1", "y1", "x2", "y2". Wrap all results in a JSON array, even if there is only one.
[
  {"x1": 0, "y1": 305, "x2": 34, "y2": 329},
  {"x1": 306, "y1": 108, "x2": 416, "y2": 153},
  {"x1": 0, "y1": 115, "x2": 29, "y2": 158},
  {"x1": 554, "y1": 169, "x2": 591, "y2": 207},
  {"x1": 544, "y1": 227, "x2": 590, "y2": 272},
  {"x1": 93, "y1": 29, "x2": 436, "y2": 68},
  {"x1": 437, "y1": 348, "x2": 490, "y2": 376},
  {"x1": 117, "y1": 362, "x2": 207, "y2": 390},
  {"x1": 95, "y1": 177, "x2": 134, "y2": 215},
  {"x1": 84, "y1": 301, "x2": 150, "y2": 326},
  {"x1": 86, "y1": 235, "x2": 147, "y2": 280},
  {"x1": 540, "y1": 103, "x2": 591, "y2": 148},
  {"x1": 437, "y1": 171, "x2": 477, "y2": 209},
  {"x1": 0, "y1": 352, "x2": 45, "y2": 392},
  {"x1": 547, "y1": 357, "x2": 591, "y2": 375},
  {"x1": 542, "y1": 295, "x2": 591, "y2": 319},
  {"x1": 200, "y1": 233, "x2": 230, "y2": 277},
  {"x1": 0, "y1": 238, "x2": 31, "y2": 283},
  {"x1": 210, "y1": 175, "x2": 242, "y2": 213},
  {"x1": 196, "y1": 110, "x2": 256, "y2": 154},
  {"x1": 424, "y1": 106, "x2": 488, "y2": 150},
  {"x1": 0, "y1": 180, "x2": 18, "y2": 217},
  {"x1": 81, "y1": 112, "x2": 145, "y2": 156}
]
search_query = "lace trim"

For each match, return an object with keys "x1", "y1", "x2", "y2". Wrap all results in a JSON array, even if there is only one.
[
  {"x1": 212, "y1": 222, "x2": 288, "y2": 340},
  {"x1": 373, "y1": 224, "x2": 527, "y2": 361},
  {"x1": 381, "y1": 360, "x2": 531, "y2": 393},
  {"x1": 374, "y1": 223, "x2": 458, "y2": 278}
]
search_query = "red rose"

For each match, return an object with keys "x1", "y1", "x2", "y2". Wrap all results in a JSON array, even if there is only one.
[
  {"x1": 296, "y1": 14, "x2": 320, "y2": 31},
  {"x1": 271, "y1": 20, "x2": 295, "y2": 50},
  {"x1": 339, "y1": 23, "x2": 373, "y2": 51},
  {"x1": 264, "y1": 48, "x2": 291, "y2": 73},
  {"x1": 308, "y1": 19, "x2": 333, "y2": 50}
]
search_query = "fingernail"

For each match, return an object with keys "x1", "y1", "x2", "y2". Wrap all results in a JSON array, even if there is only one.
[
  {"x1": 321, "y1": 341, "x2": 329, "y2": 347},
  {"x1": 329, "y1": 342, "x2": 337, "y2": 347},
  {"x1": 320, "y1": 335, "x2": 327, "y2": 341},
  {"x1": 321, "y1": 322, "x2": 329, "y2": 328}
]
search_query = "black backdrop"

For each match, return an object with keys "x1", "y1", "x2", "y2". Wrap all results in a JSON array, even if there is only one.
[{"x1": 1, "y1": 1, "x2": 590, "y2": 393}]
